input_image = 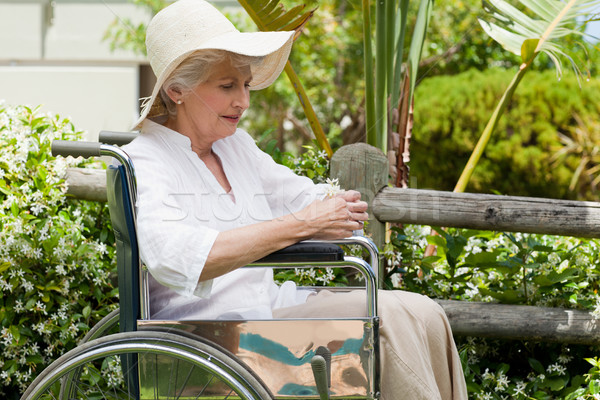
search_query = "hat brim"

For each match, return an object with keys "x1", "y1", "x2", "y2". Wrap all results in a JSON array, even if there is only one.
[{"x1": 133, "y1": 30, "x2": 294, "y2": 129}]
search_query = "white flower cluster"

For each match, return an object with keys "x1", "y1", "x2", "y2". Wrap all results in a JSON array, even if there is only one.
[
  {"x1": 288, "y1": 147, "x2": 330, "y2": 184},
  {"x1": 465, "y1": 337, "x2": 579, "y2": 399},
  {"x1": 0, "y1": 103, "x2": 117, "y2": 393},
  {"x1": 294, "y1": 267, "x2": 337, "y2": 286},
  {"x1": 324, "y1": 177, "x2": 341, "y2": 198}
]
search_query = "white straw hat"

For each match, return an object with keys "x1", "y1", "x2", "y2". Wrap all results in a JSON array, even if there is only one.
[{"x1": 133, "y1": 0, "x2": 294, "y2": 128}]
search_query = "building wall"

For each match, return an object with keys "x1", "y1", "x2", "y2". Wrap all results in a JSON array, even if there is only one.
[{"x1": 0, "y1": 0, "x2": 150, "y2": 139}]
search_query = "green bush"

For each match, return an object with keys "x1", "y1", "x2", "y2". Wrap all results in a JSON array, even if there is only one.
[
  {"x1": 0, "y1": 104, "x2": 118, "y2": 396},
  {"x1": 384, "y1": 224, "x2": 600, "y2": 399},
  {"x1": 411, "y1": 68, "x2": 600, "y2": 200}
]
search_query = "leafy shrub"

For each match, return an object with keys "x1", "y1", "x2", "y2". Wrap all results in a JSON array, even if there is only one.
[
  {"x1": 383, "y1": 224, "x2": 600, "y2": 398},
  {"x1": 385, "y1": 225, "x2": 600, "y2": 312},
  {"x1": 411, "y1": 68, "x2": 600, "y2": 200},
  {"x1": 0, "y1": 104, "x2": 117, "y2": 397}
]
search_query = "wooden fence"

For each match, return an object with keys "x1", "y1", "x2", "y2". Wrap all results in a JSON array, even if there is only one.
[
  {"x1": 330, "y1": 143, "x2": 600, "y2": 345},
  {"x1": 62, "y1": 142, "x2": 600, "y2": 345}
]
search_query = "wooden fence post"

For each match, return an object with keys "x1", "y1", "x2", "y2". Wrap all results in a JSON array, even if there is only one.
[
  {"x1": 330, "y1": 143, "x2": 388, "y2": 250},
  {"x1": 64, "y1": 168, "x2": 107, "y2": 202}
]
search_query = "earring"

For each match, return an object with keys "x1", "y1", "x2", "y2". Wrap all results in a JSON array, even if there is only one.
[{"x1": 177, "y1": 100, "x2": 182, "y2": 105}]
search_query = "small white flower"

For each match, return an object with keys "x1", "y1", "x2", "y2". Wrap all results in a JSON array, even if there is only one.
[
  {"x1": 30, "y1": 203, "x2": 45, "y2": 216},
  {"x1": 557, "y1": 354, "x2": 573, "y2": 364},
  {"x1": 390, "y1": 273, "x2": 403, "y2": 288},
  {"x1": 547, "y1": 252, "x2": 561, "y2": 266},
  {"x1": 591, "y1": 299, "x2": 600, "y2": 320},
  {"x1": 21, "y1": 279, "x2": 34, "y2": 292},
  {"x1": 324, "y1": 178, "x2": 341, "y2": 198},
  {"x1": 547, "y1": 363, "x2": 566, "y2": 376},
  {"x1": 513, "y1": 381, "x2": 526, "y2": 396},
  {"x1": 482, "y1": 368, "x2": 494, "y2": 382},
  {"x1": 35, "y1": 301, "x2": 47, "y2": 315},
  {"x1": 0, "y1": 280, "x2": 14, "y2": 293},
  {"x1": 495, "y1": 373, "x2": 509, "y2": 391},
  {"x1": 95, "y1": 242, "x2": 108, "y2": 255}
]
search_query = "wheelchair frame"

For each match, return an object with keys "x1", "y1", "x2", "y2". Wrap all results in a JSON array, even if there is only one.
[{"x1": 22, "y1": 133, "x2": 382, "y2": 400}]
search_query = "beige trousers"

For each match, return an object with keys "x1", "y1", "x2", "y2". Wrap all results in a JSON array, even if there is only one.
[{"x1": 273, "y1": 289, "x2": 468, "y2": 400}]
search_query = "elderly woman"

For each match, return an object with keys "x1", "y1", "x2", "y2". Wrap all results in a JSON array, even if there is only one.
[{"x1": 124, "y1": 0, "x2": 467, "y2": 399}]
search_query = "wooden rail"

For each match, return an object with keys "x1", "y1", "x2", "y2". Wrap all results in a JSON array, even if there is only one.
[
  {"x1": 374, "y1": 187, "x2": 600, "y2": 238},
  {"x1": 436, "y1": 300, "x2": 600, "y2": 345},
  {"x1": 62, "y1": 142, "x2": 600, "y2": 344},
  {"x1": 64, "y1": 168, "x2": 107, "y2": 202}
]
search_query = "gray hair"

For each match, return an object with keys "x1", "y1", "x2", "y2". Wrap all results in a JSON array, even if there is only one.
[{"x1": 159, "y1": 50, "x2": 263, "y2": 117}]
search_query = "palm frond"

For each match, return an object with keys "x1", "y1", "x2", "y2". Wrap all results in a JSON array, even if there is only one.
[
  {"x1": 478, "y1": 0, "x2": 600, "y2": 77},
  {"x1": 238, "y1": 0, "x2": 315, "y2": 33},
  {"x1": 237, "y1": 0, "x2": 332, "y2": 157}
]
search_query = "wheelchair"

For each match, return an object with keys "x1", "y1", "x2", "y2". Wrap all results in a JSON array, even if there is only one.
[{"x1": 21, "y1": 131, "x2": 381, "y2": 400}]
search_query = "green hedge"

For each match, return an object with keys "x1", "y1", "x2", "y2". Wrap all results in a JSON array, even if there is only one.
[
  {"x1": 0, "y1": 104, "x2": 118, "y2": 397},
  {"x1": 411, "y1": 68, "x2": 600, "y2": 200}
]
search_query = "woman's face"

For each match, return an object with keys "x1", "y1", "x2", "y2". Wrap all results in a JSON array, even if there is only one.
[{"x1": 178, "y1": 57, "x2": 252, "y2": 146}]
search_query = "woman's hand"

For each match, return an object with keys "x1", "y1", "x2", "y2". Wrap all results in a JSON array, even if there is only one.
[
  {"x1": 294, "y1": 190, "x2": 369, "y2": 240},
  {"x1": 336, "y1": 190, "x2": 368, "y2": 226}
]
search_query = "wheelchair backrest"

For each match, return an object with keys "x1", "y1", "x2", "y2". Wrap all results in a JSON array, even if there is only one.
[{"x1": 106, "y1": 163, "x2": 140, "y2": 333}]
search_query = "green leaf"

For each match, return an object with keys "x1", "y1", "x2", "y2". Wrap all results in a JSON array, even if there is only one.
[
  {"x1": 26, "y1": 354, "x2": 44, "y2": 364},
  {"x1": 533, "y1": 269, "x2": 578, "y2": 286},
  {"x1": 479, "y1": 0, "x2": 598, "y2": 79},
  {"x1": 9, "y1": 325, "x2": 20, "y2": 343},
  {"x1": 10, "y1": 201, "x2": 19, "y2": 217},
  {"x1": 426, "y1": 235, "x2": 446, "y2": 248},
  {"x1": 0, "y1": 262, "x2": 11, "y2": 274},
  {"x1": 446, "y1": 234, "x2": 468, "y2": 260},
  {"x1": 528, "y1": 357, "x2": 545, "y2": 374},
  {"x1": 545, "y1": 376, "x2": 567, "y2": 391},
  {"x1": 238, "y1": 0, "x2": 314, "y2": 32},
  {"x1": 478, "y1": 287, "x2": 523, "y2": 303},
  {"x1": 521, "y1": 38, "x2": 539, "y2": 63},
  {"x1": 86, "y1": 366, "x2": 102, "y2": 385},
  {"x1": 463, "y1": 249, "x2": 502, "y2": 266},
  {"x1": 478, "y1": 18, "x2": 523, "y2": 55},
  {"x1": 421, "y1": 255, "x2": 442, "y2": 265},
  {"x1": 585, "y1": 357, "x2": 600, "y2": 368},
  {"x1": 25, "y1": 298, "x2": 36, "y2": 310}
]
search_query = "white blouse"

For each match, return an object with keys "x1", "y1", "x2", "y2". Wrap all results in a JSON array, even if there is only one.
[{"x1": 123, "y1": 119, "x2": 326, "y2": 320}]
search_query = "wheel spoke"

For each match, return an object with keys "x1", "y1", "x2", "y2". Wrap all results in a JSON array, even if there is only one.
[
  {"x1": 22, "y1": 332, "x2": 272, "y2": 400},
  {"x1": 194, "y1": 374, "x2": 214, "y2": 400},
  {"x1": 175, "y1": 363, "x2": 195, "y2": 399}
]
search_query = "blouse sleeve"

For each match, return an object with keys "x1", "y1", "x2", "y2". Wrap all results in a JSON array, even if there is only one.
[
  {"x1": 235, "y1": 131, "x2": 328, "y2": 217},
  {"x1": 126, "y1": 142, "x2": 218, "y2": 299}
]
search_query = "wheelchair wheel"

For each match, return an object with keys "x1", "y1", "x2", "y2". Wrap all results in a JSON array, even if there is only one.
[
  {"x1": 21, "y1": 331, "x2": 273, "y2": 400},
  {"x1": 80, "y1": 308, "x2": 120, "y2": 343}
]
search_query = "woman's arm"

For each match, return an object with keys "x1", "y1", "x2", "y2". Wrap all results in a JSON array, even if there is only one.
[{"x1": 200, "y1": 195, "x2": 367, "y2": 281}]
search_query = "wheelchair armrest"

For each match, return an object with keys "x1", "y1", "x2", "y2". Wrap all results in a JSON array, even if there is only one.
[
  {"x1": 249, "y1": 237, "x2": 380, "y2": 317},
  {"x1": 255, "y1": 242, "x2": 344, "y2": 263}
]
